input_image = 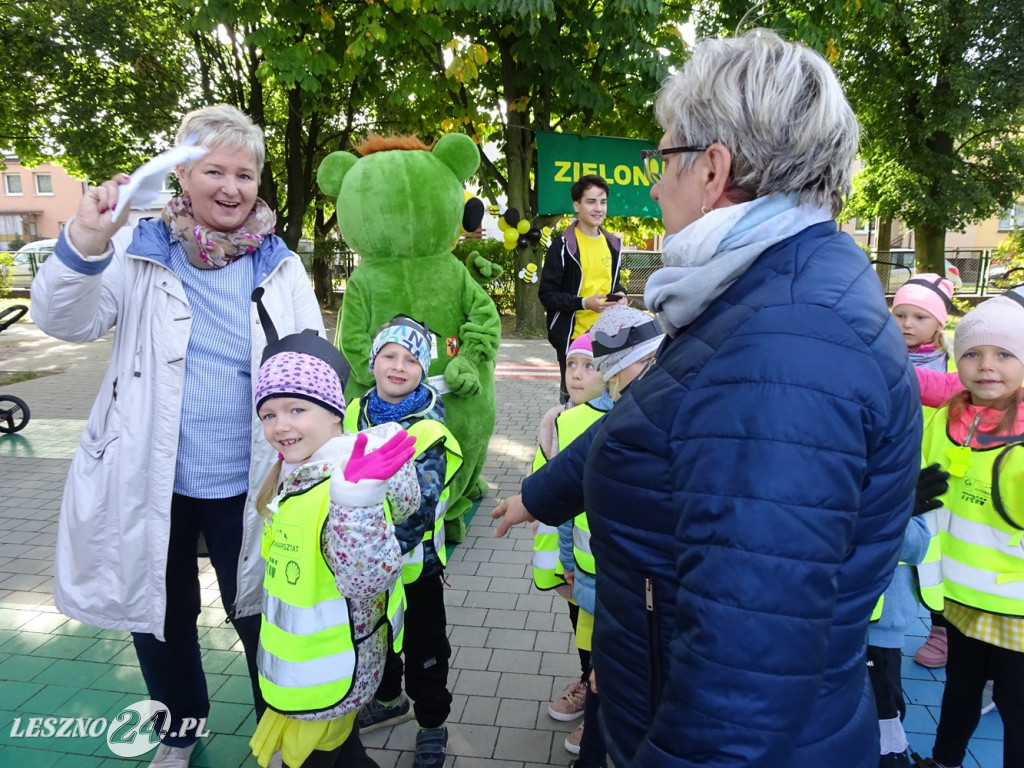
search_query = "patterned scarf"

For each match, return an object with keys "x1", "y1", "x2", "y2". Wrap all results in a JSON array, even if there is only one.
[
  {"x1": 366, "y1": 383, "x2": 433, "y2": 425},
  {"x1": 162, "y1": 194, "x2": 276, "y2": 269}
]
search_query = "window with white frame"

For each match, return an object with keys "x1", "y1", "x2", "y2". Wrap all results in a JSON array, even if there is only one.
[
  {"x1": 4, "y1": 174, "x2": 22, "y2": 195},
  {"x1": 34, "y1": 173, "x2": 53, "y2": 195},
  {"x1": 998, "y1": 204, "x2": 1024, "y2": 231},
  {"x1": 854, "y1": 217, "x2": 875, "y2": 234}
]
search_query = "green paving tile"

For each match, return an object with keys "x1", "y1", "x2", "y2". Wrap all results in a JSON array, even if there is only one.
[
  {"x1": 62, "y1": 689, "x2": 128, "y2": 719},
  {"x1": 222, "y1": 653, "x2": 250, "y2": 677},
  {"x1": 201, "y1": 626, "x2": 244, "y2": 651},
  {"x1": 77, "y1": 638, "x2": 131, "y2": 664},
  {"x1": 108, "y1": 645, "x2": 141, "y2": 667},
  {"x1": 94, "y1": 628, "x2": 131, "y2": 642},
  {"x1": 91, "y1": 664, "x2": 148, "y2": 695},
  {"x1": 0, "y1": 654, "x2": 55, "y2": 681},
  {"x1": 54, "y1": 753, "x2": 106, "y2": 767},
  {"x1": 34, "y1": 634, "x2": 99, "y2": 659},
  {"x1": 33, "y1": 659, "x2": 108, "y2": 688},
  {"x1": 191, "y1": 732, "x2": 254, "y2": 768},
  {"x1": 20, "y1": 685, "x2": 80, "y2": 715},
  {"x1": 0, "y1": 630, "x2": 52, "y2": 655},
  {"x1": 19, "y1": 612, "x2": 72, "y2": 634},
  {"x1": 2, "y1": 681, "x2": 45, "y2": 710},
  {"x1": 212, "y1": 675, "x2": 255, "y2": 705},
  {"x1": 207, "y1": 700, "x2": 253, "y2": 735},
  {"x1": 0, "y1": 745, "x2": 64, "y2": 767},
  {"x1": 204, "y1": 673, "x2": 229, "y2": 700},
  {"x1": 0, "y1": 628, "x2": 20, "y2": 647},
  {"x1": 200, "y1": 649, "x2": 240, "y2": 675},
  {"x1": 0, "y1": 606, "x2": 37, "y2": 630},
  {"x1": 50, "y1": 619, "x2": 104, "y2": 639}
]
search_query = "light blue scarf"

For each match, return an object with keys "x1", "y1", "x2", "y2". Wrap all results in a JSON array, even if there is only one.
[{"x1": 645, "y1": 193, "x2": 832, "y2": 336}]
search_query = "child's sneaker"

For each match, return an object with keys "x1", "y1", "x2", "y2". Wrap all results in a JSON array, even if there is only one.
[
  {"x1": 148, "y1": 743, "x2": 196, "y2": 767},
  {"x1": 549, "y1": 680, "x2": 587, "y2": 721},
  {"x1": 981, "y1": 680, "x2": 996, "y2": 715},
  {"x1": 413, "y1": 726, "x2": 447, "y2": 768},
  {"x1": 913, "y1": 626, "x2": 947, "y2": 668},
  {"x1": 564, "y1": 722, "x2": 584, "y2": 755},
  {"x1": 357, "y1": 694, "x2": 414, "y2": 733}
]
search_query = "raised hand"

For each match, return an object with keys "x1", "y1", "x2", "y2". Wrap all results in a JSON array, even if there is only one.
[
  {"x1": 68, "y1": 174, "x2": 133, "y2": 256},
  {"x1": 344, "y1": 430, "x2": 416, "y2": 483}
]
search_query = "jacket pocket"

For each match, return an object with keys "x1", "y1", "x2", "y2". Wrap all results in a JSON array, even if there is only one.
[
  {"x1": 80, "y1": 377, "x2": 123, "y2": 458},
  {"x1": 644, "y1": 574, "x2": 663, "y2": 719}
]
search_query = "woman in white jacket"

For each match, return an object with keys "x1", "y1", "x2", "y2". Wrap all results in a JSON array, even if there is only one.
[{"x1": 30, "y1": 104, "x2": 322, "y2": 768}]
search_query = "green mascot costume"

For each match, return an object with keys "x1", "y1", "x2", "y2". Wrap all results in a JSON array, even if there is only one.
[{"x1": 318, "y1": 133, "x2": 501, "y2": 543}]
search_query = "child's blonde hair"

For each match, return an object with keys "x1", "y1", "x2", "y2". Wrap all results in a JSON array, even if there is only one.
[{"x1": 255, "y1": 458, "x2": 284, "y2": 519}]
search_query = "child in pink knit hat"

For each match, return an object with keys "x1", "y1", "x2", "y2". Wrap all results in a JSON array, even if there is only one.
[{"x1": 892, "y1": 273, "x2": 955, "y2": 372}]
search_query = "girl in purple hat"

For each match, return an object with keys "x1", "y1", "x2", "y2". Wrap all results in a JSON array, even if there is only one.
[{"x1": 248, "y1": 332, "x2": 418, "y2": 768}]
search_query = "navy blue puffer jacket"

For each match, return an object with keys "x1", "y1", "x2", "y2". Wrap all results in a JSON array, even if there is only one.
[{"x1": 522, "y1": 222, "x2": 920, "y2": 767}]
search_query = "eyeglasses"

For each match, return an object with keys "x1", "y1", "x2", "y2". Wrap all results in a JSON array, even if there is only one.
[{"x1": 640, "y1": 146, "x2": 709, "y2": 185}]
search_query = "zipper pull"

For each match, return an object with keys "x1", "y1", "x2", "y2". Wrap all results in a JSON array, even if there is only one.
[
  {"x1": 644, "y1": 577, "x2": 654, "y2": 611},
  {"x1": 964, "y1": 413, "x2": 983, "y2": 446}
]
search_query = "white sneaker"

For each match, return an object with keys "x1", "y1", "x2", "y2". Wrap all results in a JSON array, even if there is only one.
[
  {"x1": 149, "y1": 743, "x2": 196, "y2": 767},
  {"x1": 981, "y1": 680, "x2": 996, "y2": 715}
]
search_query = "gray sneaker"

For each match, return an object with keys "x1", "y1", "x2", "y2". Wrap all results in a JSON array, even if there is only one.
[
  {"x1": 357, "y1": 695, "x2": 414, "y2": 733},
  {"x1": 413, "y1": 726, "x2": 448, "y2": 768}
]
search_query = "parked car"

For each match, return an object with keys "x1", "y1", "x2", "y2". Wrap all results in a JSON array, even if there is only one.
[{"x1": 8, "y1": 239, "x2": 57, "y2": 288}]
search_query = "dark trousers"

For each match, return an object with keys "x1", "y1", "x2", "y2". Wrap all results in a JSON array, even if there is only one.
[
  {"x1": 578, "y1": 680, "x2": 607, "y2": 768},
  {"x1": 567, "y1": 602, "x2": 592, "y2": 683},
  {"x1": 556, "y1": 345, "x2": 569, "y2": 403},
  {"x1": 375, "y1": 573, "x2": 452, "y2": 729},
  {"x1": 286, "y1": 727, "x2": 378, "y2": 768},
  {"x1": 933, "y1": 622, "x2": 1024, "y2": 767},
  {"x1": 867, "y1": 645, "x2": 909, "y2": 768},
  {"x1": 132, "y1": 493, "x2": 264, "y2": 748},
  {"x1": 931, "y1": 611, "x2": 948, "y2": 629}
]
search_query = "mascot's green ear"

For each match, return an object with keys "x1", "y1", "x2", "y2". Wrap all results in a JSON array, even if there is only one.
[
  {"x1": 317, "y1": 151, "x2": 358, "y2": 197},
  {"x1": 433, "y1": 134, "x2": 479, "y2": 182}
]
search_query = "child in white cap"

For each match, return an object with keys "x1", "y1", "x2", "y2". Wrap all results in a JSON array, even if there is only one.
[
  {"x1": 918, "y1": 289, "x2": 1024, "y2": 768},
  {"x1": 554, "y1": 305, "x2": 664, "y2": 766}
]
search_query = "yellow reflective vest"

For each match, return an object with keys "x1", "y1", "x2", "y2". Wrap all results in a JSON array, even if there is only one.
[
  {"x1": 344, "y1": 402, "x2": 463, "y2": 584},
  {"x1": 920, "y1": 408, "x2": 1024, "y2": 617},
  {"x1": 531, "y1": 403, "x2": 605, "y2": 589},
  {"x1": 258, "y1": 477, "x2": 404, "y2": 714}
]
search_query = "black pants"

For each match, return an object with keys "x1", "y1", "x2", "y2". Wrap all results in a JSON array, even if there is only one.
[
  {"x1": 375, "y1": 572, "x2": 452, "y2": 728},
  {"x1": 933, "y1": 622, "x2": 1024, "y2": 767},
  {"x1": 556, "y1": 345, "x2": 569, "y2": 403},
  {"x1": 567, "y1": 602, "x2": 592, "y2": 682},
  {"x1": 287, "y1": 727, "x2": 378, "y2": 768},
  {"x1": 867, "y1": 645, "x2": 909, "y2": 768},
  {"x1": 132, "y1": 493, "x2": 264, "y2": 748}
]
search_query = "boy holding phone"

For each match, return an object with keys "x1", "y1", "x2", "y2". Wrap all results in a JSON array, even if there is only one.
[{"x1": 539, "y1": 174, "x2": 628, "y2": 402}]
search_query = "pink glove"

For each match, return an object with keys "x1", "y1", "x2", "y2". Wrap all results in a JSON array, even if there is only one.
[{"x1": 344, "y1": 430, "x2": 416, "y2": 483}]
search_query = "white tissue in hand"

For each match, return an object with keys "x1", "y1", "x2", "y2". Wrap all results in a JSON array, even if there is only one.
[{"x1": 113, "y1": 140, "x2": 210, "y2": 213}]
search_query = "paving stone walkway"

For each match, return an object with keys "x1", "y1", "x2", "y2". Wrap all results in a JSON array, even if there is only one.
[{"x1": 0, "y1": 321, "x2": 1004, "y2": 767}]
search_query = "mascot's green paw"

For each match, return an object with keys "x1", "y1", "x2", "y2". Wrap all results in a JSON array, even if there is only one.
[
  {"x1": 470, "y1": 474, "x2": 489, "y2": 500},
  {"x1": 444, "y1": 355, "x2": 481, "y2": 397},
  {"x1": 444, "y1": 515, "x2": 467, "y2": 544},
  {"x1": 466, "y1": 252, "x2": 504, "y2": 287}
]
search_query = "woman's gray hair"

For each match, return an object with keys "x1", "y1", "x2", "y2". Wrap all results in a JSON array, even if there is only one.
[
  {"x1": 655, "y1": 29, "x2": 859, "y2": 216},
  {"x1": 175, "y1": 104, "x2": 266, "y2": 176}
]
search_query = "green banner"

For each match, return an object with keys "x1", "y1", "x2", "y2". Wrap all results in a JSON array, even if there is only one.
[{"x1": 536, "y1": 131, "x2": 661, "y2": 219}]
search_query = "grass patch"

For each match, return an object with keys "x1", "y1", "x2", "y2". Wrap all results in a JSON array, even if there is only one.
[{"x1": 0, "y1": 370, "x2": 49, "y2": 387}]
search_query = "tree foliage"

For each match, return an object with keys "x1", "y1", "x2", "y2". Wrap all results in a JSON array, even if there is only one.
[{"x1": 700, "y1": 0, "x2": 1024, "y2": 271}]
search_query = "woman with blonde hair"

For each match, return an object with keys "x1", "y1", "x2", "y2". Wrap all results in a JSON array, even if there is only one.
[{"x1": 32, "y1": 104, "x2": 321, "y2": 767}]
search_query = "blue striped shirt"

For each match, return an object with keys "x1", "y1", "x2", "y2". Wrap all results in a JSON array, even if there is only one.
[{"x1": 170, "y1": 241, "x2": 254, "y2": 498}]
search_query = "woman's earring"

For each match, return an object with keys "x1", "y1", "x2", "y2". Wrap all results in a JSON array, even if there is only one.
[{"x1": 701, "y1": 206, "x2": 710, "y2": 216}]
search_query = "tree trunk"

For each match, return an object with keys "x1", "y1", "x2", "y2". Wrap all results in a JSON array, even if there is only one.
[
  {"x1": 311, "y1": 207, "x2": 334, "y2": 309},
  {"x1": 279, "y1": 87, "x2": 306, "y2": 250},
  {"x1": 500, "y1": 36, "x2": 545, "y2": 337},
  {"x1": 915, "y1": 223, "x2": 946, "y2": 275}
]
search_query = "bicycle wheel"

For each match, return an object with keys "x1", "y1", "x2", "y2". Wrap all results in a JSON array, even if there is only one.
[{"x1": 0, "y1": 395, "x2": 30, "y2": 434}]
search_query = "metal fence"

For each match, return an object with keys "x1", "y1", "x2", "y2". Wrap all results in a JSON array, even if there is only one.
[{"x1": 626, "y1": 247, "x2": 1010, "y2": 298}]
